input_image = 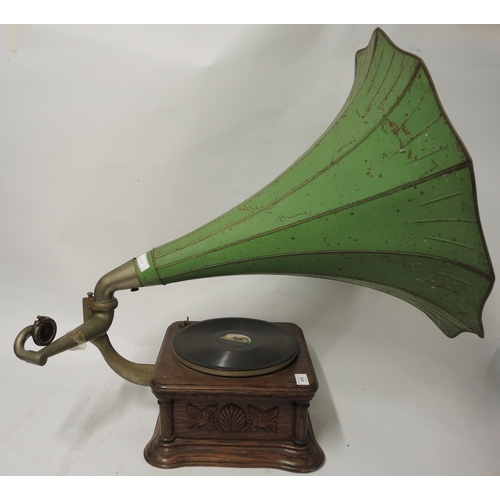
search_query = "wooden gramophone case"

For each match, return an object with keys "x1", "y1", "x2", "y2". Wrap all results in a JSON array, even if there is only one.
[{"x1": 144, "y1": 321, "x2": 325, "y2": 473}]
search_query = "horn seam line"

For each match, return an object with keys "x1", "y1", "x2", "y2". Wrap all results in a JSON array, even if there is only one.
[
  {"x1": 161, "y1": 248, "x2": 488, "y2": 295},
  {"x1": 154, "y1": 162, "x2": 472, "y2": 271},
  {"x1": 397, "y1": 112, "x2": 443, "y2": 151},
  {"x1": 416, "y1": 277, "x2": 477, "y2": 309},
  {"x1": 404, "y1": 144, "x2": 448, "y2": 164},
  {"x1": 157, "y1": 246, "x2": 492, "y2": 282},
  {"x1": 433, "y1": 271, "x2": 477, "y2": 288},
  {"x1": 376, "y1": 55, "x2": 408, "y2": 110},
  {"x1": 411, "y1": 219, "x2": 476, "y2": 223},
  {"x1": 365, "y1": 50, "x2": 394, "y2": 108},
  {"x1": 425, "y1": 236, "x2": 474, "y2": 249},
  {"x1": 419, "y1": 191, "x2": 464, "y2": 206},
  {"x1": 394, "y1": 94, "x2": 426, "y2": 133}
]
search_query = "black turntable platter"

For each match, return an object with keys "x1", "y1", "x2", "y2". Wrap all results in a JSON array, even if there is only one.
[{"x1": 172, "y1": 318, "x2": 300, "y2": 376}]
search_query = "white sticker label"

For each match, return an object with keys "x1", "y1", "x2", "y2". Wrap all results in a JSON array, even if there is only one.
[
  {"x1": 136, "y1": 253, "x2": 150, "y2": 272},
  {"x1": 295, "y1": 374, "x2": 309, "y2": 386}
]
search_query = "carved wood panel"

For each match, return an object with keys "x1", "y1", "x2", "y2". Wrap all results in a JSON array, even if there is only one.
[
  {"x1": 173, "y1": 398, "x2": 294, "y2": 441},
  {"x1": 187, "y1": 403, "x2": 279, "y2": 433}
]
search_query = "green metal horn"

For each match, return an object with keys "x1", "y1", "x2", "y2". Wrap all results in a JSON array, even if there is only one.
[{"x1": 14, "y1": 28, "x2": 495, "y2": 384}]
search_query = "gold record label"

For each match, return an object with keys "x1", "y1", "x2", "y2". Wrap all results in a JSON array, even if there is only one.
[
  {"x1": 218, "y1": 333, "x2": 251, "y2": 344},
  {"x1": 214, "y1": 330, "x2": 255, "y2": 352}
]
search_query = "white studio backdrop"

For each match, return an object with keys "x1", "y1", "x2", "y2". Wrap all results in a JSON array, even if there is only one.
[{"x1": 1, "y1": 25, "x2": 500, "y2": 475}]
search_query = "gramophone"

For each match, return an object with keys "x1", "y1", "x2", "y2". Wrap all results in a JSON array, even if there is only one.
[{"x1": 13, "y1": 29, "x2": 494, "y2": 472}]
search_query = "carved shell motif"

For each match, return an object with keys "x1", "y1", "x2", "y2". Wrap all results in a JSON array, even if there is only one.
[
  {"x1": 217, "y1": 404, "x2": 248, "y2": 432},
  {"x1": 187, "y1": 403, "x2": 278, "y2": 433}
]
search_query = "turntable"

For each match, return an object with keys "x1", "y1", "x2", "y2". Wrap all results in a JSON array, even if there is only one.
[{"x1": 144, "y1": 318, "x2": 325, "y2": 472}]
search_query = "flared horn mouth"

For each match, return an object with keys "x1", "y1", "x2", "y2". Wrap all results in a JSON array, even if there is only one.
[{"x1": 133, "y1": 29, "x2": 494, "y2": 339}]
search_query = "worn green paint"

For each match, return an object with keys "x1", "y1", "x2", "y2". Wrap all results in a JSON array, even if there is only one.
[{"x1": 135, "y1": 29, "x2": 494, "y2": 338}]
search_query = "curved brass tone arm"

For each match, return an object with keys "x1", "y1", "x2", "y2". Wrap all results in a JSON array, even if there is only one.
[
  {"x1": 14, "y1": 325, "x2": 49, "y2": 366},
  {"x1": 91, "y1": 335, "x2": 154, "y2": 386},
  {"x1": 14, "y1": 260, "x2": 142, "y2": 368}
]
